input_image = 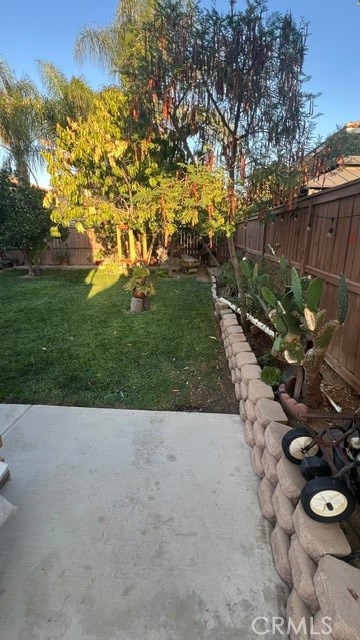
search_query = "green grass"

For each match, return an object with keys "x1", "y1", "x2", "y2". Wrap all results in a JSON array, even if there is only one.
[{"x1": 0, "y1": 269, "x2": 237, "y2": 412}]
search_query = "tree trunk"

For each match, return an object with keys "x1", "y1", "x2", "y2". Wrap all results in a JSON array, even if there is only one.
[
  {"x1": 116, "y1": 225, "x2": 123, "y2": 263},
  {"x1": 167, "y1": 236, "x2": 176, "y2": 278},
  {"x1": 301, "y1": 363, "x2": 323, "y2": 408},
  {"x1": 200, "y1": 239, "x2": 220, "y2": 267},
  {"x1": 130, "y1": 296, "x2": 144, "y2": 312},
  {"x1": 146, "y1": 232, "x2": 159, "y2": 264},
  {"x1": 141, "y1": 233, "x2": 148, "y2": 261},
  {"x1": 24, "y1": 251, "x2": 35, "y2": 278},
  {"x1": 226, "y1": 147, "x2": 242, "y2": 294},
  {"x1": 227, "y1": 235, "x2": 242, "y2": 293},
  {"x1": 16, "y1": 158, "x2": 30, "y2": 184},
  {"x1": 240, "y1": 298, "x2": 249, "y2": 332}
]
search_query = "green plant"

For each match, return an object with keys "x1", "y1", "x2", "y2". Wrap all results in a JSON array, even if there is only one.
[
  {"x1": 260, "y1": 366, "x2": 282, "y2": 388},
  {"x1": 260, "y1": 267, "x2": 348, "y2": 408},
  {"x1": 220, "y1": 253, "x2": 292, "y2": 331},
  {"x1": 93, "y1": 249, "x2": 105, "y2": 263},
  {"x1": 154, "y1": 268, "x2": 169, "y2": 278},
  {"x1": 239, "y1": 258, "x2": 271, "y2": 324},
  {"x1": 124, "y1": 265, "x2": 155, "y2": 297},
  {"x1": 54, "y1": 246, "x2": 70, "y2": 265},
  {"x1": 263, "y1": 254, "x2": 291, "y2": 295},
  {"x1": 217, "y1": 261, "x2": 239, "y2": 299},
  {"x1": 258, "y1": 351, "x2": 275, "y2": 367},
  {"x1": 101, "y1": 257, "x2": 122, "y2": 274},
  {"x1": 0, "y1": 169, "x2": 67, "y2": 277}
]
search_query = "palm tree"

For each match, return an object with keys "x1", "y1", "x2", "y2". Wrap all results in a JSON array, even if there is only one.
[
  {"x1": 0, "y1": 57, "x2": 44, "y2": 182},
  {"x1": 74, "y1": 0, "x2": 154, "y2": 84},
  {"x1": 38, "y1": 61, "x2": 94, "y2": 138}
]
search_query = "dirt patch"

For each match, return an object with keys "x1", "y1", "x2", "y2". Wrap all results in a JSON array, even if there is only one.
[
  {"x1": 175, "y1": 346, "x2": 239, "y2": 415},
  {"x1": 321, "y1": 362, "x2": 360, "y2": 414}
]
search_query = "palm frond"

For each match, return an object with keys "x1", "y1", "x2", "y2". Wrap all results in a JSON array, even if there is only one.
[
  {"x1": 38, "y1": 60, "x2": 68, "y2": 100},
  {"x1": 74, "y1": 25, "x2": 117, "y2": 71},
  {"x1": 0, "y1": 56, "x2": 45, "y2": 180}
]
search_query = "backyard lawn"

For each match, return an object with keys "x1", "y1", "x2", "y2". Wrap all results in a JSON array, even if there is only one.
[{"x1": 0, "y1": 269, "x2": 237, "y2": 412}]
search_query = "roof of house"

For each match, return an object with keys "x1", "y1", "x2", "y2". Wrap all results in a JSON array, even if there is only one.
[
  {"x1": 307, "y1": 156, "x2": 360, "y2": 190},
  {"x1": 304, "y1": 121, "x2": 360, "y2": 189}
]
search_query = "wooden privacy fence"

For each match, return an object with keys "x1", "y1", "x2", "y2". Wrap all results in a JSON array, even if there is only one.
[
  {"x1": 4, "y1": 227, "x2": 203, "y2": 266},
  {"x1": 42, "y1": 229, "x2": 104, "y2": 265},
  {"x1": 234, "y1": 179, "x2": 360, "y2": 392},
  {"x1": 5, "y1": 228, "x2": 104, "y2": 266}
]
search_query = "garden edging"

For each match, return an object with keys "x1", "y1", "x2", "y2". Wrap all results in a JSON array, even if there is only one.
[{"x1": 211, "y1": 276, "x2": 360, "y2": 640}]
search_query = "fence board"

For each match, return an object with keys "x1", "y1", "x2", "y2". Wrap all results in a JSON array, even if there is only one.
[
  {"x1": 234, "y1": 179, "x2": 360, "y2": 392},
  {"x1": 345, "y1": 292, "x2": 360, "y2": 376},
  {"x1": 332, "y1": 199, "x2": 351, "y2": 275},
  {"x1": 3, "y1": 228, "x2": 205, "y2": 267},
  {"x1": 344, "y1": 209, "x2": 359, "y2": 280}
]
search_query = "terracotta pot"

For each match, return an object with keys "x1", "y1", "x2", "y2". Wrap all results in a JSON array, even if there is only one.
[{"x1": 133, "y1": 287, "x2": 146, "y2": 299}]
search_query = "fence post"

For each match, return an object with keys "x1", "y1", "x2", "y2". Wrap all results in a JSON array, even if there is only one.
[
  {"x1": 300, "y1": 200, "x2": 313, "y2": 276},
  {"x1": 260, "y1": 221, "x2": 267, "y2": 263}
]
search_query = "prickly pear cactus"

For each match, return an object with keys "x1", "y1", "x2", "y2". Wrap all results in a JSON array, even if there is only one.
[
  {"x1": 259, "y1": 265, "x2": 348, "y2": 408},
  {"x1": 306, "y1": 278, "x2": 323, "y2": 311},
  {"x1": 303, "y1": 307, "x2": 316, "y2": 331},
  {"x1": 291, "y1": 267, "x2": 304, "y2": 313}
]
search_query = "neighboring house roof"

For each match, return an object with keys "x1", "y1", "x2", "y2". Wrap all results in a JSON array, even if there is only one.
[
  {"x1": 307, "y1": 156, "x2": 360, "y2": 191},
  {"x1": 304, "y1": 121, "x2": 360, "y2": 192},
  {"x1": 345, "y1": 121, "x2": 360, "y2": 133}
]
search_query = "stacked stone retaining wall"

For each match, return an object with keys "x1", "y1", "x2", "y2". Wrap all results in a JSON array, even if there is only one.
[{"x1": 214, "y1": 296, "x2": 360, "y2": 640}]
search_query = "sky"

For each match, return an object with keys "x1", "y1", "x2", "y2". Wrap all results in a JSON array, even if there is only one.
[{"x1": 1, "y1": 0, "x2": 360, "y2": 186}]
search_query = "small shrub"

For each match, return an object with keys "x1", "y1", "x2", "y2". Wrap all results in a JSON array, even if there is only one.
[
  {"x1": 260, "y1": 366, "x2": 282, "y2": 388},
  {"x1": 258, "y1": 351, "x2": 274, "y2": 367},
  {"x1": 101, "y1": 257, "x2": 122, "y2": 274},
  {"x1": 54, "y1": 247, "x2": 70, "y2": 265},
  {"x1": 216, "y1": 261, "x2": 238, "y2": 298},
  {"x1": 124, "y1": 265, "x2": 155, "y2": 297}
]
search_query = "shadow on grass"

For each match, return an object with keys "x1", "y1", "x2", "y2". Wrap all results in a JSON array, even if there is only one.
[{"x1": 84, "y1": 268, "x2": 125, "y2": 299}]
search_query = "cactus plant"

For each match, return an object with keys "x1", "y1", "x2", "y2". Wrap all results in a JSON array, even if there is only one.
[
  {"x1": 238, "y1": 259, "x2": 271, "y2": 325},
  {"x1": 290, "y1": 267, "x2": 302, "y2": 312},
  {"x1": 260, "y1": 267, "x2": 348, "y2": 408},
  {"x1": 306, "y1": 278, "x2": 323, "y2": 311},
  {"x1": 234, "y1": 254, "x2": 292, "y2": 328}
]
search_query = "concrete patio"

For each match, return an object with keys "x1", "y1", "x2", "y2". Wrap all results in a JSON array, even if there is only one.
[{"x1": 0, "y1": 404, "x2": 287, "y2": 639}]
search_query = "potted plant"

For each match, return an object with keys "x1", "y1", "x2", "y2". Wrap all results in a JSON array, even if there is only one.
[{"x1": 124, "y1": 266, "x2": 155, "y2": 312}]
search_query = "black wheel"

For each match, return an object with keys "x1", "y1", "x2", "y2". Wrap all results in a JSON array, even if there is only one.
[
  {"x1": 282, "y1": 427, "x2": 320, "y2": 465},
  {"x1": 300, "y1": 456, "x2": 332, "y2": 481},
  {"x1": 301, "y1": 477, "x2": 356, "y2": 523}
]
